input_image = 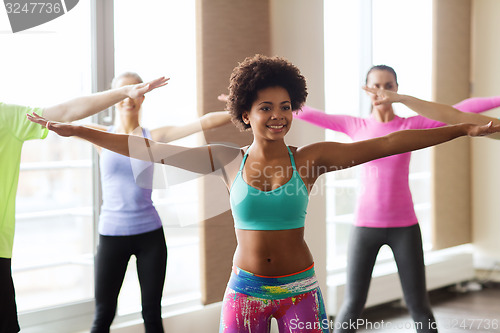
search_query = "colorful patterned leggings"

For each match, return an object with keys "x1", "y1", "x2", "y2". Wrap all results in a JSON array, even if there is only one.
[{"x1": 219, "y1": 264, "x2": 329, "y2": 333}]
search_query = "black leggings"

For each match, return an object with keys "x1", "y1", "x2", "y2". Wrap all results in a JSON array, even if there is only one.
[
  {"x1": 91, "y1": 227, "x2": 167, "y2": 333},
  {"x1": 334, "y1": 224, "x2": 437, "y2": 333},
  {"x1": 0, "y1": 258, "x2": 20, "y2": 333}
]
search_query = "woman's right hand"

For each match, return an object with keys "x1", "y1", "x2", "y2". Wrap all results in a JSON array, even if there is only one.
[
  {"x1": 465, "y1": 121, "x2": 500, "y2": 137},
  {"x1": 362, "y1": 86, "x2": 403, "y2": 106},
  {"x1": 217, "y1": 93, "x2": 229, "y2": 102},
  {"x1": 27, "y1": 113, "x2": 77, "y2": 137},
  {"x1": 127, "y1": 76, "x2": 169, "y2": 99}
]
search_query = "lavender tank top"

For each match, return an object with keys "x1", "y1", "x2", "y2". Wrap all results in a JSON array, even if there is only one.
[{"x1": 98, "y1": 127, "x2": 162, "y2": 236}]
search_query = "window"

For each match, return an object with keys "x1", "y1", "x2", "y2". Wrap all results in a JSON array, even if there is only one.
[
  {"x1": 2, "y1": 0, "x2": 199, "y2": 327},
  {"x1": 323, "y1": 0, "x2": 365, "y2": 270},
  {"x1": 112, "y1": 0, "x2": 199, "y2": 316},
  {"x1": 324, "y1": 0, "x2": 433, "y2": 271}
]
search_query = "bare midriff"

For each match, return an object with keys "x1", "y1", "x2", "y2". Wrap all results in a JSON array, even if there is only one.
[{"x1": 233, "y1": 227, "x2": 314, "y2": 276}]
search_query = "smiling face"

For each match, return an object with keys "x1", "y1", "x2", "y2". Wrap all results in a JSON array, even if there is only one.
[
  {"x1": 242, "y1": 86, "x2": 293, "y2": 142},
  {"x1": 366, "y1": 69, "x2": 398, "y2": 112},
  {"x1": 227, "y1": 55, "x2": 308, "y2": 131}
]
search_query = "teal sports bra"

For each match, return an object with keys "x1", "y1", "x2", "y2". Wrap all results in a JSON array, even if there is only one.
[{"x1": 230, "y1": 146, "x2": 309, "y2": 230}]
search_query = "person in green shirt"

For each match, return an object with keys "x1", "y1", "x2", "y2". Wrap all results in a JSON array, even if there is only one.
[{"x1": 0, "y1": 76, "x2": 168, "y2": 333}]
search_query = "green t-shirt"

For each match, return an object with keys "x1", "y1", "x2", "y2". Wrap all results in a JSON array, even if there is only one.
[{"x1": 0, "y1": 103, "x2": 48, "y2": 258}]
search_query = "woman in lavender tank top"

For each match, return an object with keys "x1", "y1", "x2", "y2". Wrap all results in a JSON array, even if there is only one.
[{"x1": 87, "y1": 72, "x2": 231, "y2": 333}]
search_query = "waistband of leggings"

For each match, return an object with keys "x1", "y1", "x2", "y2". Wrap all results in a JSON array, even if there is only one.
[{"x1": 228, "y1": 264, "x2": 319, "y2": 299}]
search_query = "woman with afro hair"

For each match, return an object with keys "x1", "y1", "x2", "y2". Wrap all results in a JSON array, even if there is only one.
[{"x1": 27, "y1": 54, "x2": 500, "y2": 333}]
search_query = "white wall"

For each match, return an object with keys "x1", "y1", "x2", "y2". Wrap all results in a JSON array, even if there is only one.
[{"x1": 471, "y1": 0, "x2": 500, "y2": 270}]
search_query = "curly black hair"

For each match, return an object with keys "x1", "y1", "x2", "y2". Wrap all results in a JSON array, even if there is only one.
[{"x1": 226, "y1": 54, "x2": 308, "y2": 131}]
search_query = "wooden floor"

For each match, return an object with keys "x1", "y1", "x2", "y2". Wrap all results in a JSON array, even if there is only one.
[{"x1": 353, "y1": 282, "x2": 500, "y2": 333}]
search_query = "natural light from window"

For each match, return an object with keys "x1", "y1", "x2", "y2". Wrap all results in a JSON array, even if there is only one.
[
  {"x1": 324, "y1": 0, "x2": 433, "y2": 272},
  {"x1": 1, "y1": 2, "x2": 94, "y2": 312},
  {"x1": 113, "y1": 0, "x2": 200, "y2": 316}
]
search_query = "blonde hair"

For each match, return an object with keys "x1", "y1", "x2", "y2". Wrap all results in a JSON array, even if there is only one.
[{"x1": 111, "y1": 72, "x2": 143, "y2": 88}]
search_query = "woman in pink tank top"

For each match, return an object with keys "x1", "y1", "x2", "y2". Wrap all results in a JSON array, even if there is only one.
[{"x1": 294, "y1": 65, "x2": 500, "y2": 332}]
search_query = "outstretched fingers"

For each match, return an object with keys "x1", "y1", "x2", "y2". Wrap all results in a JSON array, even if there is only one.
[
  {"x1": 218, "y1": 93, "x2": 229, "y2": 102},
  {"x1": 483, "y1": 121, "x2": 500, "y2": 135},
  {"x1": 26, "y1": 112, "x2": 49, "y2": 127},
  {"x1": 131, "y1": 77, "x2": 170, "y2": 98},
  {"x1": 26, "y1": 113, "x2": 75, "y2": 136},
  {"x1": 362, "y1": 86, "x2": 377, "y2": 95},
  {"x1": 362, "y1": 86, "x2": 395, "y2": 106},
  {"x1": 146, "y1": 76, "x2": 170, "y2": 91},
  {"x1": 470, "y1": 121, "x2": 500, "y2": 137}
]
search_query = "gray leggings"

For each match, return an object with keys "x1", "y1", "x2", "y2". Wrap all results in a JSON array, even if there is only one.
[{"x1": 334, "y1": 224, "x2": 437, "y2": 333}]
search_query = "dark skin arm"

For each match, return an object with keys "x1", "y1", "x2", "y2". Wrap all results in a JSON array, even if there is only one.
[
  {"x1": 363, "y1": 86, "x2": 500, "y2": 140},
  {"x1": 297, "y1": 122, "x2": 500, "y2": 188},
  {"x1": 27, "y1": 113, "x2": 500, "y2": 276},
  {"x1": 26, "y1": 113, "x2": 241, "y2": 176}
]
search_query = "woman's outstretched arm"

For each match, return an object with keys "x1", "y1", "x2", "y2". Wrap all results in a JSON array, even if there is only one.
[
  {"x1": 453, "y1": 96, "x2": 500, "y2": 113},
  {"x1": 363, "y1": 86, "x2": 500, "y2": 136},
  {"x1": 303, "y1": 121, "x2": 500, "y2": 174},
  {"x1": 151, "y1": 111, "x2": 232, "y2": 142},
  {"x1": 27, "y1": 113, "x2": 241, "y2": 175},
  {"x1": 43, "y1": 77, "x2": 169, "y2": 122},
  {"x1": 293, "y1": 105, "x2": 357, "y2": 135}
]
